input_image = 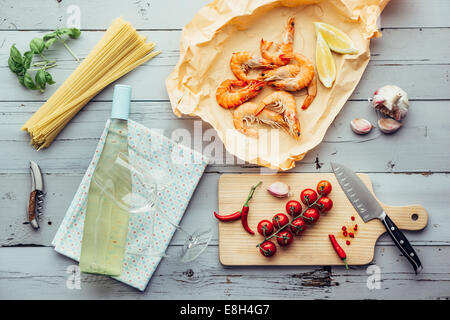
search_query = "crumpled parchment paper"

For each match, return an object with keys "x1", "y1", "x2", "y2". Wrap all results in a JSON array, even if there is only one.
[{"x1": 166, "y1": 0, "x2": 390, "y2": 170}]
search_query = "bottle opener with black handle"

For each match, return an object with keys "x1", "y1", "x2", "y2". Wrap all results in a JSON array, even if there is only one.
[{"x1": 331, "y1": 162, "x2": 423, "y2": 274}]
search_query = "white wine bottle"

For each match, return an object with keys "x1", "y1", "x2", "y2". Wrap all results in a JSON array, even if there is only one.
[{"x1": 79, "y1": 85, "x2": 132, "y2": 276}]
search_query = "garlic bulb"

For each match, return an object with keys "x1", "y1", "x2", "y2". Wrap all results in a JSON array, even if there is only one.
[
  {"x1": 378, "y1": 118, "x2": 402, "y2": 133},
  {"x1": 350, "y1": 118, "x2": 373, "y2": 135},
  {"x1": 372, "y1": 85, "x2": 409, "y2": 121}
]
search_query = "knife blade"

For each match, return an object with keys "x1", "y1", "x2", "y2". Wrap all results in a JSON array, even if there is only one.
[
  {"x1": 28, "y1": 161, "x2": 45, "y2": 230},
  {"x1": 331, "y1": 162, "x2": 423, "y2": 274}
]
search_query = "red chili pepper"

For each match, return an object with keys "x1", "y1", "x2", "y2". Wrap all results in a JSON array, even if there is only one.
[
  {"x1": 241, "y1": 206, "x2": 253, "y2": 234},
  {"x1": 329, "y1": 234, "x2": 349, "y2": 269},
  {"x1": 240, "y1": 181, "x2": 262, "y2": 235},
  {"x1": 214, "y1": 210, "x2": 241, "y2": 221}
]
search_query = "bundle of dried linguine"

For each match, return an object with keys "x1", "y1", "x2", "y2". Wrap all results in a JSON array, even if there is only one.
[{"x1": 22, "y1": 17, "x2": 160, "y2": 150}]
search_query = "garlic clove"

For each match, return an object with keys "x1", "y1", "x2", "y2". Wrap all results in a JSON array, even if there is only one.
[
  {"x1": 267, "y1": 181, "x2": 290, "y2": 198},
  {"x1": 378, "y1": 118, "x2": 402, "y2": 134},
  {"x1": 350, "y1": 118, "x2": 373, "y2": 135},
  {"x1": 372, "y1": 85, "x2": 409, "y2": 121}
]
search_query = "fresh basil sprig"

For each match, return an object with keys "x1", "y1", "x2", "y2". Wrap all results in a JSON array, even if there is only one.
[
  {"x1": 8, "y1": 27, "x2": 80, "y2": 92},
  {"x1": 43, "y1": 28, "x2": 81, "y2": 61}
]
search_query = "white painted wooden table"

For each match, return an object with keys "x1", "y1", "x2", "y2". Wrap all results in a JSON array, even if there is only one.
[{"x1": 1, "y1": 0, "x2": 449, "y2": 300}]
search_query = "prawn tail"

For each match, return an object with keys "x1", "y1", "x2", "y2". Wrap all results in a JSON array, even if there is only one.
[
  {"x1": 260, "y1": 38, "x2": 271, "y2": 47},
  {"x1": 301, "y1": 74, "x2": 317, "y2": 110},
  {"x1": 260, "y1": 39, "x2": 273, "y2": 53},
  {"x1": 301, "y1": 96, "x2": 314, "y2": 110}
]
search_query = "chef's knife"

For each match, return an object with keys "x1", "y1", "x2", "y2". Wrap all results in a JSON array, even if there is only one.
[
  {"x1": 28, "y1": 161, "x2": 45, "y2": 230},
  {"x1": 331, "y1": 162, "x2": 422, "y2": 274}
]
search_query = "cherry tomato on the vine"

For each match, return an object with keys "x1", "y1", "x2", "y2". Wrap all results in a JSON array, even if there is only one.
[
  {"x1": 300, "y1": 188, "x2": 318, "y2": 205},
  {"x1": 285, "y1": 200, "x2": 302, "y2": 217},
  {"x1": 276, "y1": 230, "x2": 294, "y2": 246},
  {"x1": 259, "y1": 240, "x2": 277, "y2": 257},
  {"x1": 316, "y1": 180, "x2": 332, "y2": 196},
  {"x1": 302, "y1": 207, "x2": 320, "y2": 224},
  {"x1": 317, "y1": 197, "x2": 333, "y2": 212},
  {"x1": 257, "y1": 219, "x2": 274, "y2": 237},
  {"x1": 272, "y1": 213, "x2": 289, "y2": 229},
  {"x1": 290, "y1": 218, "x2": 307, "y2": 235}
]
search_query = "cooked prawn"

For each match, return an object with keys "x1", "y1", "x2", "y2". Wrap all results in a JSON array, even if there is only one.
[
  {"x1": 260, "y1": 53, "x2": 314, "y2": 92},
  {"x1": 301, "y1": 73, "x2": 317, "y2": 110},
  {"x1": 230, "y1": 52, "x2": 275, "y2": 81},
  {"x1": 255, "y1": 91, "x2": 301, "y2": 139},
  {"x1": 216, "y1": 79, "x2": 264, "y2": 109},
  {"x1": 233, "y1": 102, "x2": 287, "y2": 137},
  {"x1": 260, "y1": 17, "x2": 295, "y2": 66},
  {"x1": 259, "y1": 64, "x2": 301, "y2": 87}
]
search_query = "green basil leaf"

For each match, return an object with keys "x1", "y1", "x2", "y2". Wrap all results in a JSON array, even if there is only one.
[
  {"x1": 30, "y1": 38, "x2": 45, "y2": 54},
  {"x1": 44, "y1": 71, "x2": 55, "y2": 85},
  {"x1": 55, "y1": 28, "x2": 70, "y2": 36},
  {"x1": 23, "y1": 72, "x2": 37, "y2": 90},
  {"x1": 43, "y1": 32, "x2": 57, "y2": 42},
  {"x1": 45, "y1": 38, "x2": 57, "y2": 49},
  {"x1": 16, "y1": 66, "x2": 26, "y2": 77},
  {"x1": 23, "y1": 51, "x2": 33, "y2": 69},
  {"x1": 68, "y1": 28, "x2": 81, "y2": 39},
  {"x1": 8, "y1": 56, "x2": 23, "y2": 74},
  {"x1": 18, "y1": 75, "x2": 25, "y2": 86},
  {"x1": 10, "y1": 44, "x2": 23, "y2": 64},
  {"x1": 35, "y1": 69, "x2": 47, "y2": 90}
]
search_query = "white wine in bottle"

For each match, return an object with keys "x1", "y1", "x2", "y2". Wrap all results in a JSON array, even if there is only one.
[{"x1": 79, "y1": 85, "x2": 132, "y2": 276}]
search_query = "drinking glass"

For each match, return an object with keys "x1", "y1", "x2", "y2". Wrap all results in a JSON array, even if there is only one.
[{"x1": 91, "y1": 152, "x2": 212, "y2": 263}]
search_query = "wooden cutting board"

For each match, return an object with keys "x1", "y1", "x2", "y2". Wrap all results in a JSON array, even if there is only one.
[{"x1": 218, "y1": 173, "x2": 428, "y2": 266}]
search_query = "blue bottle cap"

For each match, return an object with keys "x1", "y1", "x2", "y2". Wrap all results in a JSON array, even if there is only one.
[{"x1": 111, "y1": 85, "x2": 132, "y2": 120}]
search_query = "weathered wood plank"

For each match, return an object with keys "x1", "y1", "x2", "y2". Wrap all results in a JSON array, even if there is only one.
[
  {"x1": 0, "y1": 245, "x2": 449, "y2": 299},
  {"x1": 1, "y1": 28, "x2": 449, "y2": 67},
  {"x1": 0, "y1": 29, "x2": 449, "y2": 101},
  {"x1": 369, "y1": 28, "x2": 450, "y2": 64},
  {"x1": 1, "y1": 101, "x2": 449, "y2": 174},
  {"x1": 0, "y1": 0, "x2": 448, "y2": 30},
  {"x1": 0, "y1": 30, "x2": 180, "y2": 68},
  {"x1": 0, "y1": 0, "x2": 209, "y2": 31},
  {"x1": 1, "y1": 172, "x2": 448, "y2": 247}
]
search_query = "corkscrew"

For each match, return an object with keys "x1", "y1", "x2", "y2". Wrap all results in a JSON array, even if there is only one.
[{"x1": 28, "y1": 161, "x2": 45, "y2": 230}]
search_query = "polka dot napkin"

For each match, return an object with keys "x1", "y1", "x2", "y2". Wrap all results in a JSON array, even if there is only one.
[{"x1": 52, "y1": 119, "x2": 209, "y2": 291}]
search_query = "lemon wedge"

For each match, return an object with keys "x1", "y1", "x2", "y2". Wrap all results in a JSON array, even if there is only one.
[
  {"x1": 316, "y1": 32, "x2": 336, "y2": 88},
  {"x1": 314, "y1": 22, "x2": 358, "y2": 55}
]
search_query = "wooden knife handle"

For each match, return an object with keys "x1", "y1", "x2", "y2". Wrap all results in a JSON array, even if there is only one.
[{"x1": 28, "y1": 190, "x2": 39, "y2": 229}]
